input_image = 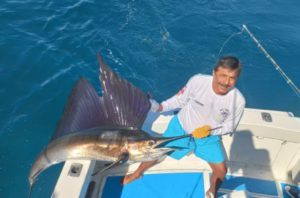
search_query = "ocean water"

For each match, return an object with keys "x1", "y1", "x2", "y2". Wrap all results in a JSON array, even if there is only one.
[{"x1": 0, "y1": 0, "x2": 300, "y2": 197}]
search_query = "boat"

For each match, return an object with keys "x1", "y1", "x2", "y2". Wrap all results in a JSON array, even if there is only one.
[
  {"x1": 52, "y1": 108, "x2": 300, "y2": 198},
  {"x1": 48, "y1": 25, "x2": 300, "y2": 198}
]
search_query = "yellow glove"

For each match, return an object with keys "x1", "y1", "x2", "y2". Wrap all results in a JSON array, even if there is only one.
[{"x1": 191, "y1": 125, "x2": 211, "y2": 138}]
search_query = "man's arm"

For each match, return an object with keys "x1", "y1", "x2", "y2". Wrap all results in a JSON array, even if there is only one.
[{"x1": 160, "y1": 75, "x2": 198, "y2": 112}]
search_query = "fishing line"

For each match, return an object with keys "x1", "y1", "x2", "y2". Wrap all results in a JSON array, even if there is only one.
[
  {"x1": 217, "y1": 28, "x2": 244, "y2": 57},
  {"x1": 218, "y1": 24, "x2": 300, "y2": 99}
]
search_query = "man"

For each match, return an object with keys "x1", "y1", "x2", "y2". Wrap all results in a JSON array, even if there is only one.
[{"x1": 122, "y1": 56, "x2": 245, "y2": 197}]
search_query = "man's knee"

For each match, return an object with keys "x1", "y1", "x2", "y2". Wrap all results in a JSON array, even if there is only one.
[
  {"x1": 217, "y1": 165, "x2": 227, "y2": 178},
  {"x1": 219, "y1": 165, "x2": 227, "y2": 176},
  {"x1": 210, "y1": 162, "x2": 227, "y2": 178}
]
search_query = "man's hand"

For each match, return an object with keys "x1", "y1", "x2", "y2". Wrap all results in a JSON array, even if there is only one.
[
  {"x1": 192, "y1": 125, "x2": 211, "y2": 138},
  {"x1": 149, "y1": 99, "x2": 160, "y2": 112}
]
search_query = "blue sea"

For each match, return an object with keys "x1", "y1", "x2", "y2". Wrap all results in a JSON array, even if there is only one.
[{"x1": 1, "y1": 0, "x2": 300, "y2": 197}]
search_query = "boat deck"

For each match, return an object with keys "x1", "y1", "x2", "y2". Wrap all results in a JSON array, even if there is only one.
[
  {"x1": 85, "y1": 152, "x2": 300, "y2": 198},
  {"x1": 102, "y1": 172, "x2": 205, "y2": 198},
  {"x1": 99, "y1": 171, "x2": 298, "y2": 198}
]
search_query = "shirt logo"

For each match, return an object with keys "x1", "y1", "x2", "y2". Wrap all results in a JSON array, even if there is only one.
[{"x1": 219, "y1": 108, "x2": 229, "y2": 123}]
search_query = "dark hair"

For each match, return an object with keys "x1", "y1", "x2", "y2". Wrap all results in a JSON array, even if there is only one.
[{"x1": 214, "y1": 56, "x2": 242, "y2": 73}]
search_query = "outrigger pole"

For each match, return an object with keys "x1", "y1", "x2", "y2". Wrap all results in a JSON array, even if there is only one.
[{"x1": 242, "y1": 24, "x2": 300, "y2": 98}]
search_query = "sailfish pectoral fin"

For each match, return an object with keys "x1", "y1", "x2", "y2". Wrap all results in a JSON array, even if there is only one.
[{"x1": 92, "y1": 152, "x2": 130, "y2": 176}]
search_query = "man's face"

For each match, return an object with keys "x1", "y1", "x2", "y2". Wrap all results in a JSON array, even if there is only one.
[{"x1": 212, "y1": 66, "x2": 240, "y2": 95}]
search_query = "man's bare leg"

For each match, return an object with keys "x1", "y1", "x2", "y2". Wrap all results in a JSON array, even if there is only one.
[
  {"x1": 206, "y1": 161, "x2": 227, "y2": 197},
  {"x1": 121, "y1": 160, "x2": 159, "y2": 185}
]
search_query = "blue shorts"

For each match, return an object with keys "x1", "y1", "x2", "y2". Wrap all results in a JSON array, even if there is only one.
[{"x1": 163, "y1": 115, "x2": 225, "y2": 164}]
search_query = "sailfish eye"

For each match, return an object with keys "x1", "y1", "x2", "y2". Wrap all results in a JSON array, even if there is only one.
[{"x1": 148, "y1": 140, "x2": 156, "y2": 146}]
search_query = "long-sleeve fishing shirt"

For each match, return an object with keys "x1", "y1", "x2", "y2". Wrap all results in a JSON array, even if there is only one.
[{"x1": 161, "y1": 74, "x2": 245, "y2": 135}]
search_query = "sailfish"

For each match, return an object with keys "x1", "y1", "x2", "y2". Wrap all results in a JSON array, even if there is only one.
[{"x1": 28, "y1": 53, "x2": 189, "y2": 195}]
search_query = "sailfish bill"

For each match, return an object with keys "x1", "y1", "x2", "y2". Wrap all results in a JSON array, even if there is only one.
[{"x1": 28, "y1": 53, "x2": 189, "y2": 196}]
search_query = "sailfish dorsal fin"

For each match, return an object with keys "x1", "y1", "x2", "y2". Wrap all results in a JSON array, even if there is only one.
[
  {"x1": 97, "y1": 53, "x2": 151, "y2": 129},
  {"x1": 51, "y1": 53, "x2": 150, "y2": 140}
]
